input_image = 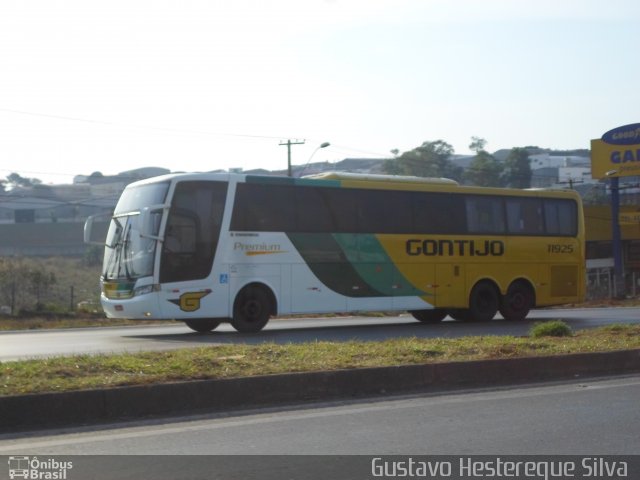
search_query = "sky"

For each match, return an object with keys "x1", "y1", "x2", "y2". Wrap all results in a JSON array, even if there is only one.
[{"x1": 1, "y1": 0, "x2": 640, "y2": 185}]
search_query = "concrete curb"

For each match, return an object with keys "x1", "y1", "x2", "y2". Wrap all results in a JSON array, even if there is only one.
[{"x1": 2, "y1": 349, "x2": 640, "y2": 432}]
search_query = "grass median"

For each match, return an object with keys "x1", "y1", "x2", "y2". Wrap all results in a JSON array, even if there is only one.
[{"x1": 1, "y1": 323, "x2": 639, "y2": 397}]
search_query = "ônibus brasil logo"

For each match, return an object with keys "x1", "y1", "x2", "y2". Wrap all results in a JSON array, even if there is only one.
[{"x1": 8, "y1": 456, "x2": 73, "y2": 480}]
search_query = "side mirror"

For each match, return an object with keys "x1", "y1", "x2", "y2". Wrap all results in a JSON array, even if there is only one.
[{"x1": 84, "y1": 212, "x2": 112, "y2": 245}]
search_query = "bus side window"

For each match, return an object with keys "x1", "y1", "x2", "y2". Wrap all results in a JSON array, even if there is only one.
[
  {"x1": 324, "y1": 188, "x2": 357, "y2": 233},
  {"x1": 506, "y1": 198, "x2": 543, "y2": 235},
  {"x1": 465, "y1": 196, "x2": 505, "y2": 234},
  {"x1": 356, "y1": 189, "x2": 412, "y2": 233},
  {"x1": 296, "y1": 186, "x2": 335, "y2": 233},
  {"x1": 231, "y1": 184, "x2": 295, "y2": 232},
  {"x1": 544, "y1": 199, "x2": 577, "y2": 236},
  {"x1": 412, "y1": 192, "x2": 466, "y2": 234}
]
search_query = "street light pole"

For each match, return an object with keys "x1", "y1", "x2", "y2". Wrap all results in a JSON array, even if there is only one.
[
  {"x1": 299, "y1": 142, "x2": 331, "y2": 177},
  {"x1": 608, "y1": 173, "x2": 625, "y2": 297}
]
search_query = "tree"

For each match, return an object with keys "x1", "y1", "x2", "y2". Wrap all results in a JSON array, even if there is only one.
[
  {"x1": 463, "y1": 137, "x2": 503, "y2": 187},
  {"x1": 28, "y1": 268, "x2": 56, "y2": 310},
  {"x1": 469, "y1": 136, "x2": 487, "y2": 153},
  {"x1": 464, "y1": 151, "x2": 503, "y2": 186},
  {"x1": 383, "y1": 140, "x2": 462, "y2": 181},
  {"x1": 0, "y1": 258, "x2": 57, "y2": 314},
  {"x1": 502, "y1": 147, "x2": 532, "y2": 188},
  {"x1": 5, "y1": 173, "x2": 42, "y2": 189}
]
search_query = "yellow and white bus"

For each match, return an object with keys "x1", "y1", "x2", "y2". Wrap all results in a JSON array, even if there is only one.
[{"x1": 85, "y1": 171, "x2": 585, "y2": 333}]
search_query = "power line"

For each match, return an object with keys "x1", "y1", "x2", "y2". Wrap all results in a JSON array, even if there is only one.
[
  {"x1": 0, "y1": 108, "x2": 287, "y2": 141},
  {"x1": 0, "y1": 108, "x2": 396, "y2": 162},
  {"x1": 0, "y1": 108, "x2": 611, "y2": 183}
]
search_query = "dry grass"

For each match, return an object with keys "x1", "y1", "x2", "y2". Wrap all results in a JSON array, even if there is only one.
[{"x1": 1, "y1": 324, "x2": 638, "y2": 397}]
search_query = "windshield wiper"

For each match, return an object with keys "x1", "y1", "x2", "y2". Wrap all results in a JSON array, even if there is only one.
[{"x1": 121, "y1": 222, "x2": 135, "y2": 280}]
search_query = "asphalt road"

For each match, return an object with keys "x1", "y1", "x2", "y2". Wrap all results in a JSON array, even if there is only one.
[
  {"x1": 1, "y1": 307, "x2": 639, "y2": 362},
  {"x1": 1, "y1": 375, "x2": 638, "y2": 455}
]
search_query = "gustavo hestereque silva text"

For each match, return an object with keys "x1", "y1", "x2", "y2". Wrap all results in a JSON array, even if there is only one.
[{"x1": 370, "y1": 456, "x2": 631, "y2": 480}]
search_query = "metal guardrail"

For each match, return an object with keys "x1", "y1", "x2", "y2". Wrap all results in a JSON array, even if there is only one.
[{"x1": 587, "y1": 268, "x2": 640, "y2": 299}]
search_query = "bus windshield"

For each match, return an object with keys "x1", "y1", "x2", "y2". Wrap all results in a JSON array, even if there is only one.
[
  {"x1": 103, "y1": 182, "x2": 169, "y2": 281},
  {"x1": 114, "y1": 181, "x2": 170, "y2": 215}
]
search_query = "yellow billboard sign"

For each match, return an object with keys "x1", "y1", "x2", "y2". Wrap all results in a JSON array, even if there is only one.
[{"x1": 591, "y1": 122, "x2": 640, "y2": 179}]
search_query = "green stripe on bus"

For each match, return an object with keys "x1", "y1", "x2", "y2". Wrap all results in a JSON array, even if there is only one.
[
  {"x1": 286, "y1": 233, "x2": 384, "y2": 297},
  {"x1": 245, "y1": 175, "x2": 341, "y2": 188},
  {"x1": 287, "y1": 233, "x2": 427, "y2": 298},
  {"x1": 333, "y1": 234, "x2": 427, "y2": 297}
]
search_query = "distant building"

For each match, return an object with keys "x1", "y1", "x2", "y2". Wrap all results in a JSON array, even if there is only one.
[
  {"x1": 531, "y1": 167, "x2": 559, "y2": 188},
  {"x1": 521, "y1": 153, "x2": 593, "y2": 188}
]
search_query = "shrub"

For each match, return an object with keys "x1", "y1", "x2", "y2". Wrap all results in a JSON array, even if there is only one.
[{"x1": 529, "y1": 320, "x2": 573, "y2": 338}]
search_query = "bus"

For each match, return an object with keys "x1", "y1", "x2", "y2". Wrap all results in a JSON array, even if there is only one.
[{"x1": 85, "y1": 171, "x2": 585, "y2": 333}]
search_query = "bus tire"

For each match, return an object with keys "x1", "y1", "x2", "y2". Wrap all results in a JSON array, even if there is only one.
[
  {"x1": 410, "y1": 309, "x2": 447, "y2": 323},
  {"x1": 232, "y1": 285, "x2": 272, "y2": 333},
  {"x1": 184, "y1": 318, "x2": 221, "y2": 333},
  {"x1": 499, "y1": 281, "x2": 534, "y2": 321},
  {"x1": 468, "y1": 281, "x2": 499, "y2": 322}
]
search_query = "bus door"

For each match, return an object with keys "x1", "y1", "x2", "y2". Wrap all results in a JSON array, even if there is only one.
[
  {"x1": 435, "y1": 262, "x2": 464, "y2": 308},
  {"x1": 158, "y1": 180, "x2": 229, "y2": 319}
]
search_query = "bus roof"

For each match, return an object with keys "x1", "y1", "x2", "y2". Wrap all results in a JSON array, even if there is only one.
[
  {"x1": 304, "y1": 171, "x2": 459, "y2": 186},
  {"x1": 125, "y1": 171, "x2": 581, "y2": 201}
]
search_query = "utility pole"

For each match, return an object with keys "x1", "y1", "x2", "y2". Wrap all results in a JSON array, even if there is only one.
[
  {"x1": 279, "y1": 139, "x2": 305, "y2": 177},
  {"x1": 558, "y1": 178, "x2": 584, "y2": 189}
]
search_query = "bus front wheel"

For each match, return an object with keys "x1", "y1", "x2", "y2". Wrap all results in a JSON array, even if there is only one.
[
  {"x1": 184, "y1": 318, "x2": 221, "y2": 333},
  {"x1": 232, "y1": 285, "x2": 273, "y2": 333},
  {"x1": 410, "y1": 309, "x2": 447, "y2": 323},
  {"x1": 467, "y1": 281, "x2": 499, "y2": 322}
]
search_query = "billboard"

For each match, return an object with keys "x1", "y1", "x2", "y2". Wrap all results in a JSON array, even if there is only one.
[{"x1": 591, "y1": 123, "x2": 640, "y2": 179}]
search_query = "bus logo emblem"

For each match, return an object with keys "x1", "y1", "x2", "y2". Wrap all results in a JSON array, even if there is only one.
[{"x1": 169, "y1": 290, "x2": 211, "y2": 312}]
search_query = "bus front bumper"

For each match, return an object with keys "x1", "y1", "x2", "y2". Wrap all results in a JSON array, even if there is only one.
[{"x1": 101, "y1": 293, "x2": 162, "y2": 320}]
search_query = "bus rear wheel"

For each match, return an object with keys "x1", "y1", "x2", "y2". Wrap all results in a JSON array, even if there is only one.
[
  {"x1": 184, "y1": 318, "x2": 221, "y2": 333},
  {"x1": 232, "y1": 285, "x2": 272, "y2": 333},
  {"x1": 467, "y1": 281, "x2": 499, "y2": 322},
  {"x1": 499, "y1": 281, "x2": 534, "y2": 321},
  {"x1": 410, "y1": 309, "x2": 447, "y2": 323}
]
